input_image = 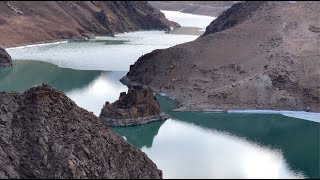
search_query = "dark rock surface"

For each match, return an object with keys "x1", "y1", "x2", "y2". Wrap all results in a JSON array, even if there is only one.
[
  {"x1": 100, "y1": 85, "x2": 169, "y2": 127},
  {"x1": 0, "y1": 1, "x2": 179, "y2": 48},
  {"x1": 0, "y1": 84, "x2": 162, "y2": 179},
  {"x1": 124, "y1": 1, "x2": 320, "y2": 112},
  {"x1": 0, "y1": 47, "x2": 12, "y2": 67},
  {"x1": 202, "y1": 1, "x2": 265, "y2": 36}
]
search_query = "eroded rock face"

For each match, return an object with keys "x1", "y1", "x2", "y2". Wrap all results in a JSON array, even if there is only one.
[
  {"x1": 100, "y1": 85, "x2": 168, "y2": 127},
  {"x1": 0, "y1": 47, "x2": 12, "y2": 67},
  {"x1": 0, "y1": 84, "x2": 162, "y2": 179}
]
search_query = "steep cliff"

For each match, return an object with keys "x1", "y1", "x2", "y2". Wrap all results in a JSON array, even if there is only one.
[
  {"x1": 123, "y1": 1, "x2": 320, "y2": 112},
  {"x1": 0, "y1": 84, "x2": 162, "y2": 179},
  {"x1": 0, "y1": 1, "x2": 179, "y2": 48}
]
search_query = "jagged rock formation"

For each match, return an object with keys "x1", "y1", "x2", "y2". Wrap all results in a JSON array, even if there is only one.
[
  {"x1": 0, "y1": 84, "x2": 162, "y2": 179},
  {"x1": 123, "y1": 1, "x2": 320, "y2": 112},
  {"x1": 0, "y1": 1, "x2": 179, "y2": 48},
  {"x1": 0, "y1": 47, "x2": 12, "y2": 67},
  {"x1": 149, "y1": 1, "x2": 240, "y2": 17},
  {"x1": 100, "y1": 85, "x2": 169, "y2": 127}
]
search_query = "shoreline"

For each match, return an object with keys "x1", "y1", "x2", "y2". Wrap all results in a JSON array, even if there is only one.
[
  {"x1": 100, "y1": 113, "x2": 170, "y2": 127},
  {"x1": 4, "y1": 39, "x2": 69, "y2": 49},
  {"x1": 3, "y1": 27, "x2": 186, "y2": 50},
  {"x1": 3, "y1": 26, "x2": 186, "y2": 49},
  {"x1": 120, "y1": 77, "x2": 320, "y2": 123}
]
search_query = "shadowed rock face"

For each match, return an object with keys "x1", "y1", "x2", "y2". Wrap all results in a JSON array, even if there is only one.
[
  {"x1": 124, "y1": 1, "x2": 320, "y2": 112},
  {"x1": 0, "y1": 47, "x2": 12, "y2": 67},
  {"x1": 0, "y1": 1, "x2": 179, "y2": 48},
  {"x1": 100, "y1": 85, "x2": 168, "y2": 127},
  {"x1": 202, "y1": 1, "x2": 266, "y2": 36},
  {"x1": 0, "y1": 84, "x2": 162, "y2": 179}
]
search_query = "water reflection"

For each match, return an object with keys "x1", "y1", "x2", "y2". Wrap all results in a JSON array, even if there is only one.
[
  {"x1": 66, "y1": 71, "x2": 127, "y2": 115},
  {"x1": 112, "y1": 121, "x2": 165, "y2": 149},
  {"x1": 141, "y1": 119, "x2": 305, "y2": 179},
  {"x1": 0, "y1": 60, "x2": 127, "y2": 116},
  {"x1": 156, "y1": 95, "x2": 320, "y2": 179},
  {"x1": 0, "y1": 60, "x2": 101, "y2": 92}
]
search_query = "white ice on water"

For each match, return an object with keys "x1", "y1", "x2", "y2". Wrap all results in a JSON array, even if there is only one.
[
  {"x1": 229, "y1": 110, "x2": 320, "y2": 123},
  {"x1": 161, "y1": 10, "x2": 215, "y2": 29},
  {"x1": 6, "y1": 31, "x2": 198, "y2": 71}
]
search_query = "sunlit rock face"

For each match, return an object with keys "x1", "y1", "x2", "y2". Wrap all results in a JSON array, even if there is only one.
[{"x1": 0, "y1": 1, "x2": 179, "y2": 48}]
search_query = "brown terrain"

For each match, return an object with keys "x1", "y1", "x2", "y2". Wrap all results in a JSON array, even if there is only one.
[
  {"x1": 0, "y1": 1, "x2": 179, "y2": 48},
  {"x1": 0, "y1": 84, "x2": 162, "y2": 179},
  {"x1": 149, "y1": 1, "x2": 240, "y2": 17},
  {"x1": 0, "y1": 47, "x2": 12, "y2": 67},
  {"x1": 122, "y1": 1, "x2": 320, "y2": 112},
  {"x1": 100, "y1": 85, "x2": 168, "y2": 127}
]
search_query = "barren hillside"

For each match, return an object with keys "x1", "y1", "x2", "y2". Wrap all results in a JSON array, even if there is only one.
[{"x1": 123, "y1": 1, "x2": 320, "y2": 112}]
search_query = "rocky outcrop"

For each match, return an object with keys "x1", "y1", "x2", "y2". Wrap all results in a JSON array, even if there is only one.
[
  {"x1": 0, "y1": 1, "x2": 179, "y2": 48},
  {"x1": 0, "y1": 84, "x2": 162, "y2": 179},
  {"x1": 100, "y1": 85, "x2": 169, "y2": 127},
  {"x1": 123, "y1": 1, "x2": 320, "y2": 112},
  {"x1": 0, "y1": 47, "x2": 12, "y2": 67},
  {"x1": 149, "y1": 1, "x2": 240, "y2": 17}
]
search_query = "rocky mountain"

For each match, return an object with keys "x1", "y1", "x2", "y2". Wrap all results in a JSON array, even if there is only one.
[
  {"x1": 0, "y1": 1, "x2": 179, "y2": 48},
  {"x1": 149, "y1": 1, "x2": 239, "y2": 17},
  {"x1": 123, "y1": 1, "x2": 320, "y2": 112},
  {"x1": 100, "y1": 85, "x2": 169, "y2": 127},
  {"x1": 0, "y1": 47, "x2": 12, "y2": 67},
  {"x1": 0, "y1": 84, "x2": 162, "y2": 179}
]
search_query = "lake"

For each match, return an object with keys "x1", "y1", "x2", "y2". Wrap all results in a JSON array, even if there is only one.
[{"x1": 1, "y1": 10, "x2": 319, "y2": 179}]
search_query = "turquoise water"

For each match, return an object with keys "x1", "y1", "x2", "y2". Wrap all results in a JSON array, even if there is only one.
[
  {"x1": 0, "y1": 60, "x2": 102, "y2": 92},
  {"x1": 113, "y1": 96, "x2": 320, "y2": 179},
  {"x1": 0, "y1": 60, "x2": 127, "y2": 115},
  {"x1": 2, "y1": 25, "x2": 320, "y2": 178},
  {"x1": 0, "y1": 60, "x2": 319, "y2": 178}
]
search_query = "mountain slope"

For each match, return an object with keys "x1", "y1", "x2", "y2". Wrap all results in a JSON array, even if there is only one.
[
  {"x1": 123, "y1": 1, "x2": 320, "y2": 112},
  {"x1": 0, "y1": 84, "x2": 162, "y2": 178},
  {"x1": 0, "y1": 1, "x2": 178, "y2": 48}
]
